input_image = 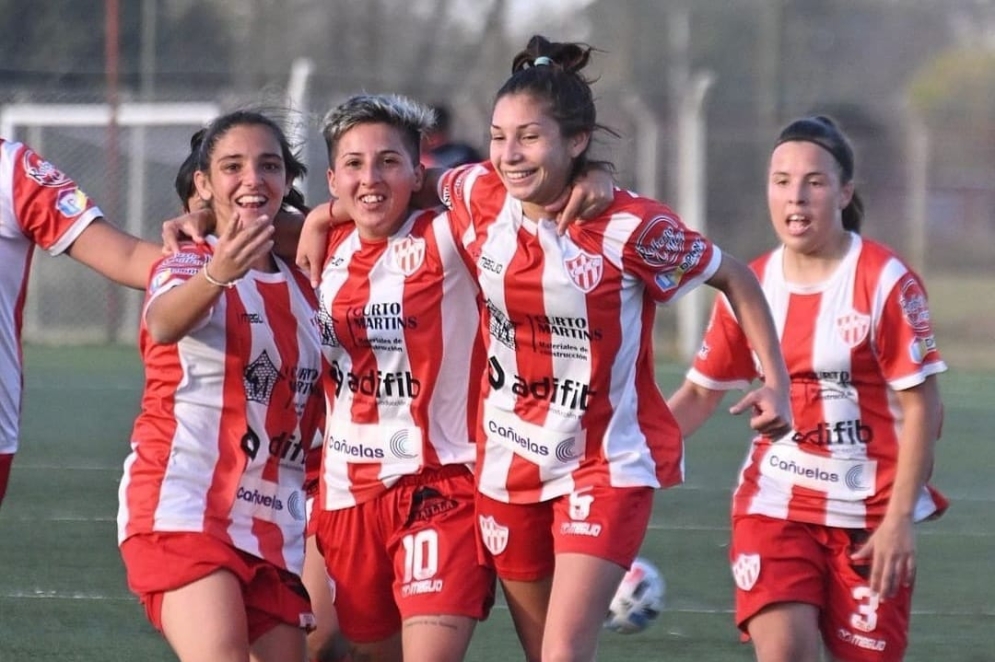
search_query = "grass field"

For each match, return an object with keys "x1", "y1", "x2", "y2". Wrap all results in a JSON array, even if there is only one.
[{"x1": 0, "y1": 345, "x2": 992, "y2": 661}]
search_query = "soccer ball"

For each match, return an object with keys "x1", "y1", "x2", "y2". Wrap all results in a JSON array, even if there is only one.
[{"x1": 604, "y1": 556, "x2": 665, "y2": 634}]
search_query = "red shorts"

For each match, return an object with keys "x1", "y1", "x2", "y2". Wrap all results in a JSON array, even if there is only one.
[
  {"x1": 476, "y1": 485, "x2": 654, "y2": 581},
  {"x1": 731, "y1": 515, "x2": 912, "y2": 662},
  {"x1": 120, "y1": 532, "x2": 314, "y2": 643},
  {"x1": 0, "y1": 452, "x2": 13, "y2": 508},
  {"x1": 312, "y1": 465, "x2": 495, "y2": 643}
]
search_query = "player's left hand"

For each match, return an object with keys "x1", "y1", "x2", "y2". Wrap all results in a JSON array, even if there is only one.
[
  {"x1": 547, "y1": 167, "x2": 615, "y2": 235},
  {"x1": 851, "y1": 515, "x2": 916, "y2": 599},
  {"x1": 728, "y1": 385, "x2": 793, "y2": 438}
]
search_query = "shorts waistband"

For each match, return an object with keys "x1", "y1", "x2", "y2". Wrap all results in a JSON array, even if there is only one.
[{"x1": 395, "y1": 463, "x2": 472, "y2": 488}]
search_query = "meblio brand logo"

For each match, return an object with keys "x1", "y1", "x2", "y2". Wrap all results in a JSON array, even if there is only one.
[
  {"x1": 792, "y1": 419, "x2": 872, "y2": 446},
  {"x1": 330, "y1": 361, "x2": 421, "y2": 399},
  {"x1": 328, "y1": 433, "x2": 385, "y2": 460}
]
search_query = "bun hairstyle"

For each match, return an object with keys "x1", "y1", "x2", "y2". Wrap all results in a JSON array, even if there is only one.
[
  {"x1": 775, "y1": 115, "x2": 864, "y2": 233},
  {"x1": 497, "y1": 34, "x2": 617, "y2": 180},
  {"x1": 510, "y1": 35, "x2": 594, "y2": 78}
]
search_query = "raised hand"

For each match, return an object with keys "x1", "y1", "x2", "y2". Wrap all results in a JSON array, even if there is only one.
[{"x1": 207, "y1": 213, "x2": 275, "y2": 285}]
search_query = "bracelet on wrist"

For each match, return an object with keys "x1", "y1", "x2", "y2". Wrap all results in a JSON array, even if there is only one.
[{"x1": 202, "y1": 260, "x2": 238, "y2": 289}]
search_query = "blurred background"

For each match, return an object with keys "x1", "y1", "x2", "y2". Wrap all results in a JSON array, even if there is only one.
[{"x1": 3, "y1": 0, "x2": 992, "y2": 368}]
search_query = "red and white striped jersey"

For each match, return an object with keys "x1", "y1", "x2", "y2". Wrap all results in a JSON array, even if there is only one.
[
  {"x1": 118, "y1": 240, "x2": 324, "y2": 575},
  {"x1": 0, "y1": 139, "x2": 103, "y2": 455},
  {"x1": 316, "y1": 208, "x2": 482, "y2": 509},
  {"x1": 440, "y1": 164, "x2": 722, "y2": 503},
  {"x1": 687, "y1": 234, "x2": 948, "y2": 528}
]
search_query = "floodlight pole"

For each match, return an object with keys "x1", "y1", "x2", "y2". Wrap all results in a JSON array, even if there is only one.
[
  {"x1": 105, "y1": 0, "x2": 122, "y2": 343},
  {"x1": 668, "y1": 6, "x2": 715, "y2": 362}
]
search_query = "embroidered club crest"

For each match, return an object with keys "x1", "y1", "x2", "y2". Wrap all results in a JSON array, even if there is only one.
[
  {"x1": 564, "y1": 250, "x2": 603, "y2": 293},
  {"x1": 478, "y1": 515, "x2": 509, "y2": 555},
  {"x1": 731, "y1": 553, "x2": 761, "y2": 591},
  {"x1": 391, "y1": 236, "x2": 426, "y2": 277},
  {"x1": 836, "y1": 310, "x2": 870, "y2": 348}
]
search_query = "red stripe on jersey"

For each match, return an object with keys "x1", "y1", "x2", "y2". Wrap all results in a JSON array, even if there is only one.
[
  {"x1": 779, "y1": 291, "x2": 829, "y2": 522},
  {"x1": 634, "y1": 296, "x2": 685, "y2": 488},
  {"x1": 126, "y1": 334, "x2": 184, "y2": 540},
  {"x1": 340, "y1": 243, "x2": 387, "y2": 498},
  {"x1": 207, "y1": 289, "x2": 250, "y2": 546},
  {"x1": 255, "y1": 278, "x2": 299, "y2": 564}
]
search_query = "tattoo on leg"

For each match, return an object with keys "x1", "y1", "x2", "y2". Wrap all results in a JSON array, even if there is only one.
[{"x1": 403, "y1": 617, "x2": 459, "y2": 631}]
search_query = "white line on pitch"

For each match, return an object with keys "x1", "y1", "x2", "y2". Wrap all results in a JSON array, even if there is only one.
[
  {"x1": 6, "y1": 592, "x2": 991, "y2": 618},
  {"x1": 644, "y1": 523, "x2": 994, "y2": 537},
  {"x1": 1, "y1": 590, "x2": 132, "y2": 601}
]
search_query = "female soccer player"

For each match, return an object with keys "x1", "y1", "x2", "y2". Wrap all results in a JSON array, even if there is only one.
[
  {"x1": 668, "y1": 116, "x2": 947, "y2": 662},
  {"x1": 0, "y1": 138, "x2": 165, "y2": 509},
  {"x1": 308, "y1": 93, "x2": 495, "y2": 662},
  {"x1": 433, "y1": 36, "x2": 793, "y2": 662},
  {"x1": 117, "y1": 110, "x2": 324, "y2": 662}
]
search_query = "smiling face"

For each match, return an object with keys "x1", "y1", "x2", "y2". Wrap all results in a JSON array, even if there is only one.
[
  {"x1": 489, "y1": 92, "x2": 589, "y2": 221},
  {"x1": 327, "y1": 122, "x2": 423, "y2": 241},
  {"x1": 767, "y1": 140, "x2": 854, "y2": 257},
  {"x1": 194, "y1": 123, "x2": 290, "y2": 231}
]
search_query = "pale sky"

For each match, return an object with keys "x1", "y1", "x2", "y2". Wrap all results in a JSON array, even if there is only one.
[{"x1": 443, "y1": 0, "x2": 596, "y2": 38}]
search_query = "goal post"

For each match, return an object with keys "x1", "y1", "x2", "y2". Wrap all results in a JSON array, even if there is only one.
[{"x1": 1, "y1": 101, "x2": 220, "y2": 344}]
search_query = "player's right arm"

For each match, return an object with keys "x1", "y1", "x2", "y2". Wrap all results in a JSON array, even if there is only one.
[
  {"x1": 146, "y1": 215, "x2": 272, "y2": 344},
  {"x1": 66, "y1": 219, "x2": 162, "y2": 290}
]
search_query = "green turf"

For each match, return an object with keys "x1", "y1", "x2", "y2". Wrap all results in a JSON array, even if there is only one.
[{"x1": 0, "y1": 345, "x2": 992, "y2": 661}]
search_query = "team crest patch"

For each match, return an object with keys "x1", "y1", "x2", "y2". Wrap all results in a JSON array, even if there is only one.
[
  {"x1": 836, "y1": 310, "x2": 870, "y2": 347},
  {"x1": 564, "y1": 250, "x2": 603, "y2": 293},
  {"x1": 634, "y1": 215, "x2": 684, "y2": 268},
  {"x1": 479, "y1": 515, "x2": 509, "y2": 555},
  {"x1": 731, "y1": 553, "x2": 760, "y2": 591},
  {"x1": 391, "y1": 236, "x2": 426, "y2": 276},
  {"x1": 898, "y1": 277, "x2": 932, "y2": 336},
  {"x1": 22, "y1": 149, "x2": 71, "y2": 187}
]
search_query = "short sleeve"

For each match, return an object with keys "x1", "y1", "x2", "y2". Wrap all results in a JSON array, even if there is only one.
[
  {"x1": 686, "y1": 295, "x2": 758, "y2": 391},
  {"x1": 146, "y1": 248, "x2": 209, "y2": 300},
  {"x1": 11, "y1": 145, "x2": 102, "y2": 255},
  {"x1": 875, "y1": 273, "x2": 947, "y2": 390},
  {"x1": 621, "y1": 212, "x2": 722, "y2": 304}
]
